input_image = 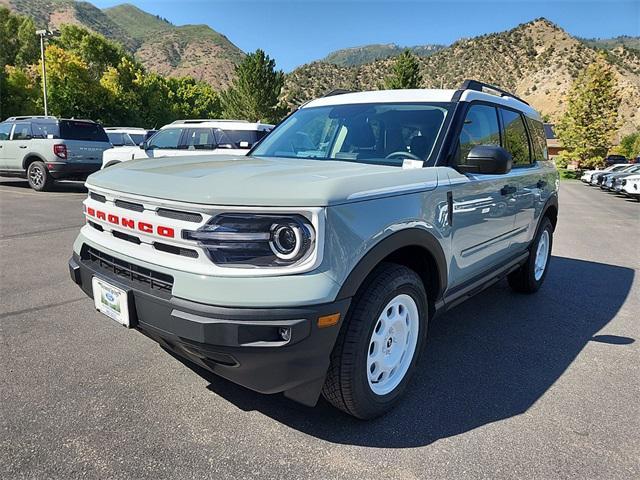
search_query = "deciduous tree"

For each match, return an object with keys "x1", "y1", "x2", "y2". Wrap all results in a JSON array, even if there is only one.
[{"x1": 556, "y1": 55, "x2": 621, "y2": 168}]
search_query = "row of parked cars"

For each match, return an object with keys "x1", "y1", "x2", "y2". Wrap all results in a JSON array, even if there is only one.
[
  {"x1": 0, "y1": 116, "x2": 273, "y2": 191},
  {"x1": 580, "y1": 162, "x2": 640, "y2": 201}
]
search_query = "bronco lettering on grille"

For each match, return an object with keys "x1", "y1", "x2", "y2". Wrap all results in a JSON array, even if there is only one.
[{"x1": 86, "y1": 207, "x2": 175, "y2": 238}]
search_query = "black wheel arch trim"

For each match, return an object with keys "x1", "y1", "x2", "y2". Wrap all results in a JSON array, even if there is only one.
[
  {"x1": 22, "y1": 153, "x2": 47, "y2": 170},
  {"x1": 540, "y1": 193, "x2": 559, "y2": 229},
  {"x1": 335, "y1": 228, "x2": 448, "y2": 304}
]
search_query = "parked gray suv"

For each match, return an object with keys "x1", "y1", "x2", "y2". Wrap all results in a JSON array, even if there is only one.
[
  {"x1": 69, "y1": 80, "x2": 559, "y2": 419},
  {"x1": 0, "y1": 116, "x2": 111, "y2": 191}
]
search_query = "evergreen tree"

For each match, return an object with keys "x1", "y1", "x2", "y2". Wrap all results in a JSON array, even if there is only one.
[
  {"x1": 384, "y1": 50, "x2": 422, "y2": 89},
  {"x1": 220, "y1": 49, "x2": 286, "y2": 123},
  {"x1": 556, "y1": 55, "x2": 621, "y2": 168}
]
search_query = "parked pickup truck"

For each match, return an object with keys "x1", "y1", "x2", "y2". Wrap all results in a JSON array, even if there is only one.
[
  {"x1": 0, "y1": 116, "x2": 111, "y2": 191},
  {"x1": 69, "y1": 80, "x2": 559, "y2": 419}
]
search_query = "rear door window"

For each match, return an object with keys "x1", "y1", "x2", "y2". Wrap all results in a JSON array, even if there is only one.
[
  {"x1": 214, "y1": 129, "x2": 269, "y2": 149},
  {"x1": 500, "y1": 109, "x2": 532, "y2": 166},
  {"x1": 525, "y1": 117, "x2": 548, "y2": 162},
  {"x1": 11, "y1": 122, "x2": 32, "y2": 140},
  {"x1": 60, "y1": 121, "x2": 109, "y2": 142},
  {"x1": 182, "y1": 128, "x2": 216, "y2": 150},
  {"x1": 0, "y1": 123, "x2": 12, "y2": 140},
  {"x1": 31, "y1": 122, "x2": 59, "y2": 139}
]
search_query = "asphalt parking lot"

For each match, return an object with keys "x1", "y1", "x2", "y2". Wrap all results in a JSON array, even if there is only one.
[{"x1": 1, "y1": 179, "x2": 638, "y2": 479}]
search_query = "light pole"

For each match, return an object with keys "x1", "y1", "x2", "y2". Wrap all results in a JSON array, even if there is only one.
[{"x1": 35, "y1": 29, "x2": 57, "y2": 116}]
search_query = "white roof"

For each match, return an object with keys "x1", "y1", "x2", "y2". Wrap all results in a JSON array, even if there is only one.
[
  {"x1": 163, "y1": 120, "x2": 274, "y2": 131},
  {"x1": 302, "y1": 88, "x2": 541, "y2": 121},
  {"x1": 104, "y1": 127, "x2": 150, "y2": 133},
  {"x1": 304, "y1": 89, "x2": 457, "y2": 108}
]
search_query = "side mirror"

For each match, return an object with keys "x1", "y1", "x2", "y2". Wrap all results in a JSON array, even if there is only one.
[
  {"x1": 458, "y1": 145, "x2": 512, "y2": 175},
  {"x1": 140, "y1": 141, "x2": 147, "y2": 150}
]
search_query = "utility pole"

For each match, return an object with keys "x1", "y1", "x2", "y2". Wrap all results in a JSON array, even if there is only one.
[{"x1": 36, "y1": 29, "x2": 57, "y2": 116}]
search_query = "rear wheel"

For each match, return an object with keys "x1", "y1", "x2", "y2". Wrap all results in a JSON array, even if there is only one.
[
  {"x1": 322, "y1": 263, "x2": 428, "y2": 419},
  {"x1": 27, "y1": 161, "x2": 53, "y2": 192},
  {"x1": 508, "y1": 217, "x2": 553, "y2": 293}
]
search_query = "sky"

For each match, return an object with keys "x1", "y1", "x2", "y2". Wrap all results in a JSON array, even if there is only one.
[{"x1": 91, "y1": 0, "x2": 640, "y2": 71}]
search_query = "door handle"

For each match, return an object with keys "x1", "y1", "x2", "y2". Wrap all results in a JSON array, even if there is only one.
[
  {"x1": 537, "y1": 179, "x2": 547, "y2": 189},
  {"x1": 19, "y1": 145, "x2": 27, "y2": 149},
  {"x1": 500, "y1": 185, "x2": 516, "y2": 196}
]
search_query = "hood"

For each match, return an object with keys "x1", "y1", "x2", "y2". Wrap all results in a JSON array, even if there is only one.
[{"x1": 85, "y1": 154, "x2": 439, "y2": 206}]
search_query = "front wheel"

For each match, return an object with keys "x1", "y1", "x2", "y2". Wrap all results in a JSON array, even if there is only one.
[
  {"x1": 322, "y1": 263, "x2": 428, "y2": 419},
  {"x1": 508, "y1": 217, "x2": 553, "y2": 293},
  {"x1": 27, "y1": 161, "x2": 53, "y2": 191}
]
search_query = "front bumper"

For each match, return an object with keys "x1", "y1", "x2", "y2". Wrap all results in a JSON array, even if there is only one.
[
  {"x1": 68, "y1": 251, "x2": 350, "y2": 406},
  {"x1": 47, "y1": 161, "x2": 102, "y2": 180}
]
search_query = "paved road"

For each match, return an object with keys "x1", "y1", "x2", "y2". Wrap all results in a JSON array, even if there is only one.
[{"x1": 1, "y1": 179, "x2": 638, "y2": 479}]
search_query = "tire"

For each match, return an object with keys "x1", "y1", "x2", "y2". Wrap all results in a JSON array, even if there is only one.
[
  {"x1": 27, "y1": 161, "x2": 53, "y2": 192},
  {"x1": 322, "y1": 263, "x2": 428, "y2": 419},
  {"x1": 508, "y1": 217, "x2": 553, "y2": 293}
]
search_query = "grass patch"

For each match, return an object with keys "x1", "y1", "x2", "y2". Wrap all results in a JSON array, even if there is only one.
[{"x1": 558, "y1": 168, "x2": 582, "y2": 180}]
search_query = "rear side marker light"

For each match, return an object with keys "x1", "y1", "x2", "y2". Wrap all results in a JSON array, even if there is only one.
[
  {"x1": 318, "y1": 313, "x2": 340, "y2": 328},
  {"x1": 53, "y1": 144, "x2": 67, "y2": 159}
]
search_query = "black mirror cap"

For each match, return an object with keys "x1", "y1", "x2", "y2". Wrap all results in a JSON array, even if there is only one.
[{"x1": 458, "y1": 145, "x2": 513, "y2": 175}]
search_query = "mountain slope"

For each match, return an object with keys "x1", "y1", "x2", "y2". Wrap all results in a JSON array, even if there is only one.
[
  {"x1": 0, "y1": 0, "x2": 243, "y2": 88},
  {"x1": 322, "y1": 43, "x2": 445, "y2": 67},
  {"x1": 103, "y1": 4, "x2": 244, "y2": 86},
  {"x1": 285, "y1": 19, "x2": 640, "y2": 138}
]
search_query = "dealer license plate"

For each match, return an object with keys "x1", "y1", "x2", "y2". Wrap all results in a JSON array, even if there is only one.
[{"x1": 92, "y1": 277, "x2": 130, "y2": 327}]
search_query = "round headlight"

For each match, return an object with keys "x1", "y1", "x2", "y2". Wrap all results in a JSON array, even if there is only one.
[{"x1": 270, "y1": 223, "x2": 304, "y2": 260}]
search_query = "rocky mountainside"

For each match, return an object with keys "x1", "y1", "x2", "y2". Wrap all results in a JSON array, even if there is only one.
[
  {"x1": 286, "y1": 19, "x2": 640, "y2": 138},
  {"x1": 0, "y1": 0, "x2": 244, "y2": 89},
  {"x1": 322, "y1": 43, "x2": 445, "y2": 67}
]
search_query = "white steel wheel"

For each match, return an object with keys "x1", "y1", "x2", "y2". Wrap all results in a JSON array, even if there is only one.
[
  {"x1": 534, "y1": 230, "x2": 550, "y2": 281},
  {"x1": 367, "y1": 294, "x2": 420, "y2": 396}
]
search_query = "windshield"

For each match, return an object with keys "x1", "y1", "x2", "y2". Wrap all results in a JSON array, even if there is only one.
[{"x1": 252, "y1": 103, "x2": 451, "y2": 166}]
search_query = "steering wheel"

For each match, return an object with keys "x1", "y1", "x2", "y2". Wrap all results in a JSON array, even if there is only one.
[{"x1": 385, "y1": 151, "x2": 422, "y2": 160}]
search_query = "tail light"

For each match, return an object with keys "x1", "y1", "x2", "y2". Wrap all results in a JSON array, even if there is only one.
[{"x1": 53, "y1": 144, "x2": 67, "y2": 159}]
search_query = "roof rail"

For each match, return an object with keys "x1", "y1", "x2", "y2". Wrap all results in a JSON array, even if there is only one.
[
  {"x1": 323, "y1": 89, "x2": 356, "y2": 98},
  {"x1": 170, "y1": 119, "x2": 251, "y2": 124},
  {"x1": 459, "y1": 79, "x2": 529, "y2": 106},
  {"x1": 6, "y1": 115, "x2": 57, "y2": 121}
]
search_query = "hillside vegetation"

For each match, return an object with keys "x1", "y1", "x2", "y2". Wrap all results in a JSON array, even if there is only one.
[
  {"x1": 285, "y1": 19, "x2": 640, "y2": 138},
  {"x1": 322, "y1": 43, "x2": 444, "y2": 67},
  {"x1": 0, "y1": 0, "x2": 244, "y2": 88}
]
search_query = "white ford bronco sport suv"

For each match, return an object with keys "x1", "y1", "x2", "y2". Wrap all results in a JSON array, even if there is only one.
[
  {"x1": 69, "y1": 80, "x2": 559, "y2": 419},
  {"x1": 101, "y1": 119, "x2": 273, "y2": 168},
  {"x1": 0, "y1": 116, "x2": 111, "y2": 191}
]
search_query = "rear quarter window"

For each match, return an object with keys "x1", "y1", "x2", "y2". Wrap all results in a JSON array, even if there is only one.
[{"x1": 60, "y1": 121, "x2": 109, "y2": 142}]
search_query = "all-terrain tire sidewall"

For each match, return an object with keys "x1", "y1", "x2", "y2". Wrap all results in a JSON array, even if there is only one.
[
  {"x1": 27, "y1": 161, "x2": 52, "y2": 192},
  {"x1": 509, "y1": 217, "x2": 554, "y2": 293},
  {"x1": 324, "y1": 263, "x2": 428, "y2": 419}
]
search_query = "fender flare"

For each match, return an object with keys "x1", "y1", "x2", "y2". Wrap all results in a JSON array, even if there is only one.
[
  {"x1": 540, "y1": 193, "x2": 559, "y2": 229},
  {"x1": 21, "y1": 153, "x2": 47, "y2": 170},
  {"x1": 336, "y1": 228, "x2": 448, "y2": 302}
]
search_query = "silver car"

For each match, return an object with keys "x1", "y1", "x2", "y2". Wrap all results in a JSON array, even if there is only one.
[{"x1": 0, "y1": 116, "x2": 111, "y2": 191}]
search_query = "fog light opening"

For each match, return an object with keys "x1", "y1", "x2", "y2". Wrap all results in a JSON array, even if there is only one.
[{"x1": 278, "y1": 327, "x2": 292, "y2": 342}]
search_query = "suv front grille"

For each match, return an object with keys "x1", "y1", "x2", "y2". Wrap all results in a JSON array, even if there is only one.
[
  {"x1": 114, "y1": 199, "x2": 145, "y2": 212},
  {"x1": 157, "y1": 208, "x2": 203, "y2": 223},
  {"x1": 81, "y1": 245, "x2": 174, "y2": 296}
]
